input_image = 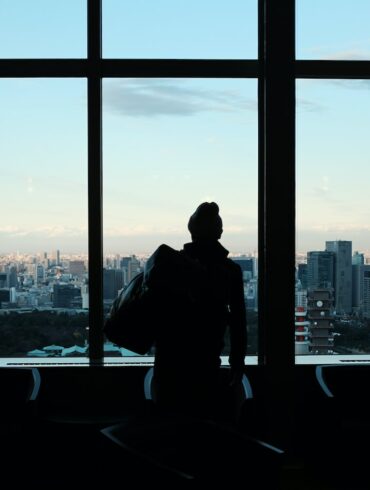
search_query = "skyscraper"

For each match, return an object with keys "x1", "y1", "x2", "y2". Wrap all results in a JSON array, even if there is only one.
[
  {"x1": 103, "y1": 269, "x2": 124, "y2": 300},
  {"x1": 0, "y1": 273, "x2": 8, "y2": 288},
  {"x1": 352, "y1": 252, "x2": 365, "y2": 312},
  {"x1": 127, "y1": 256, "x2": 141, "y2": 283},
  {"x1": 307, "y1": 251, "x2": 334, "y2": 290},
  {"x1": 297, "y1": 263, "x2": 308, "y2": 289},
  {"x1": 69, "y1": 260, "x2": 85, "y2": 279},
  {"x1": 245, "y1": 278, "x2": 258, "y2": 310},
  {"x1": 232, "y1": 257, "x2": 256, "y2": 280},
  {"x1": 0, "y1": 288, "x2": 10, "y2": 308},
  {"x1": 362, "y1": 265, "x2": 370, "y2": 318},
  {"x1": 53, "y1": 284, "x2": 81, "y2": 308},
  {"x1": 51, "y1": 249, "x2": 61, "y2": 266},
  {"x1": 6, "y1": 266, "x2": 18, "y2": 288},
  {"x1": 326, "y1": 241, "x2": 352, "y2": 314},
  {"x1": 352, "y1": 251, "x2": 365, "y2": 266}
]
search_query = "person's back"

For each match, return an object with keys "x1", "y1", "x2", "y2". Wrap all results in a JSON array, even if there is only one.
[{"x1": 153, "y1": 203, "x2": 247, "y2": 418}]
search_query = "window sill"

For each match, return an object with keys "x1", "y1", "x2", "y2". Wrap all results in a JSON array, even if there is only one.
[{"x1": 1, "y1": 354, "x2": 370, "y2": 367}]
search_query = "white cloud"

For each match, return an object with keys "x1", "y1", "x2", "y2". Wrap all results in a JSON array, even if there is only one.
[
  {"x1": 0, "y1": 226, "x2": 87, "y2": 238},
  {"x1": 104, "y1": 79, "x2": 257, "y2": 118},
  {"x1": 103, "y1": 225, "x2": 184, "y2": 237},
  {"x1": 26, "y1": 177, "x2": 34, "y2": 193},
  {"x1": 310, "y1": 223, "x2": 370, "y2": 233},
  {"x1": 296, "y1": 97, "x2": 326, "y2": 113},
  {"x1": 320, "y1": 49, "x2": 370, "y2": 61},
  {"x1": 313, "y1": 175, "x2": 330, "y2": 197}
]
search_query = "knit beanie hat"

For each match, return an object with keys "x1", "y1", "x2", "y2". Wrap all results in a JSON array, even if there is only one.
[{"x1": 187, "y1": 202, "x2": 223, "y2": 240}]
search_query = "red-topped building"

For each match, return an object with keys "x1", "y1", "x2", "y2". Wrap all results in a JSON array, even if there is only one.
[{"x1": 295, "y1": 306, "x2": 310, "y2": 355}]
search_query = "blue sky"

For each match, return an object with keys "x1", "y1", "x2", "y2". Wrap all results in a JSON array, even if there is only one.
[
  {"x1": 0, "y1": 1, "x2": 370, "y2": 255},
  {"x1": 297, "y1": 0, "x2": 370, "y2": 60},
  {"x1": 297, "y1": 79, "x2": 370, "y2": 253}
]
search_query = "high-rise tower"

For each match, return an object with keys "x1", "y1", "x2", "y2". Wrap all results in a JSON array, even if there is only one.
[
  {"x1": 307, "y1": 251, "x2": 334, "y2": 290},
  {"x1": 325, "y1": 241, "x2": 352, "y2": 314}
]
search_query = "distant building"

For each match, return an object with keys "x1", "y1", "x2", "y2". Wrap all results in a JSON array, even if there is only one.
[
  {"x1": 352, "y1": 252, "x2": 366, "y2": 312},
  {"x1": 297, "y1": 263, "x2": 308, "y2": 289},
  {"x1": 6, "y1": 267, "x2": 18, "y2": 288},
  {"x1": 352, "y1": 251, "x2": 365, "y2": 266},
  {"x1": 30, "y1": 264, "x2": 45, "y2": 285},
  {"x1": 295, "y1": 306, "x2": 310, "y2": 355},
  {"x1": 113, "y1": 254, "x2": 121, "y2": 269},
  {"x1": 362, "y1": 266, "x2": 370, "y2": 319},
  {"x1": 51, "y1": 249, "x2": 61, "y2": 266},
  {"x1": 9, "y1": 287, "x2": 17, "y2": 304},
  {"x1": 295, "y1": 289, "x2": 307, "y2": 309},
  {"x1": 352, "y1": 266, "x2": 363, "y2": 311},
  {"x1": 69, "y1": 260, "x2": 85, "y2": 279},
  {"x1": 103, "y1": 269, "x2": 124, "y2": 300},
  {"x1": 81, "y1": 284, "x2": 89, "y2": 309},
  {"x1": 307, "y1": 251, "x2": 334, "y2": 290},
  {"x1": 0, "y1": 273, "x2": 8, "y2": 288},
  {"x1": 120, "y1": 257, "x2": 131, "y2": 269},
  {"x1": 232, "y1": 257, "x2": 256, "y2": 279},
  {"x1": 245, "y1": 278, "x2": 258, "y2": 311},
  {"x1": 0, "y1": 288, "x2": 10, "y2": 308},
  {"x1": 307, "y1": 288, "x2": 334, "y2": 355},
  {"x1": 127, "y1": 256, "x2": 141, "y2": 284},
  {"x1": 53, "y1": 284, "x2": 81, "y2": 308},
  {"x1": 326, "y1": 241, "x2": 352, "y2": 314}
]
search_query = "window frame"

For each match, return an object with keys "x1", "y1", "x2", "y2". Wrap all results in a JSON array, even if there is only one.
[{"x1": 1, "y1": 0, "x2": 370, "y2": 368}]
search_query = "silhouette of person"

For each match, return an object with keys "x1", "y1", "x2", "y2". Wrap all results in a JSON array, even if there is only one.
[{"x1": 152, "y1": 202, "x2": 247, "y2": 419}]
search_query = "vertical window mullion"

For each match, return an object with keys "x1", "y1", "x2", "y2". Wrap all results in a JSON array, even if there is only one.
[
  {"x1": 264, "y1": 0, "x2": 295, "y2": 368},
  {"x1": 262, "y1": 0, "x2": 296, "y2": 447},
  {"x1": 88, "y1": 0, "x2": 103, "y2": 362},
  {"x1": 258, "y1": 0, "x2": 266, "y2": 365}
]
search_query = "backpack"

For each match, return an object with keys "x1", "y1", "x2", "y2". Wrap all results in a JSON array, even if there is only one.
[
  {"x1": 104, "y1": 244, "x2": 207, "y2": 354},
  {"x1": 104, "y1": 272, "x2": 156, "y2": 355}
]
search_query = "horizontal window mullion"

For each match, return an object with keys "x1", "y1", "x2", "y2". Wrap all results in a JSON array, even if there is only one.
[
  {"x1": 0, "y1": 59, "x2": 259, "y2": 79},
  {"x1": 101, "y1": 59, "x2": 258, "y2": 78},
  {"x1": 5, "y1": 60, "x2": 370, "y2": 80},
  {"x1": 296, "y1": 60, "x2": 370, "y2": 79},
  {"x1": 0, "y1": 59, "x2": 90, "y2": 77}
]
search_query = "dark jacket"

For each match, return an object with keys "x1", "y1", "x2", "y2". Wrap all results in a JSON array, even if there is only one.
[
  {"x1": 182, "y1": 240, "x2": 247, "y2": 370},
  {"x1": 153, "y1": 240, "x2": 247, "y2": 385}
]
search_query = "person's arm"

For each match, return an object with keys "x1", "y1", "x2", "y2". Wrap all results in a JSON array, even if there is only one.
[{"x1": 228, "y1": 264, "x2": 247, "y2": 384}]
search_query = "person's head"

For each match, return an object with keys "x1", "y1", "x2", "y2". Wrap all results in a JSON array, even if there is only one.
[{"x1": 187, "y1": 202, "x2": 223, "y2": 241}]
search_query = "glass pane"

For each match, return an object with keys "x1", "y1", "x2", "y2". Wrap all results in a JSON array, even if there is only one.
[
  {"x1": 103, "y1": 0, "x2": 257, "y2": 59},
  {"x1": 296, "y1": 79, "x2": 370, "y2": 360},
  {"x1": 103, "y1": 78, "x2": 258, "y2": 360},
  {"x1": 0, "y1": 79, "x2": 88, "y2": 358},
  {"x1": 297, "y1": 0, "x2": 370, "y2": 60},
  {"x1": 0, "y1": 1, "x2": 86, "y2": 58}
]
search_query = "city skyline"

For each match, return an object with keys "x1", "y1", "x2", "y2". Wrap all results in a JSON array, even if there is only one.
[{"x1": 2, "y1": 238, "x2": 370, "y2": 263}]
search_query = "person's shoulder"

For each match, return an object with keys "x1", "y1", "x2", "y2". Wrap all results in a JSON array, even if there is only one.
[
  {"x1": 225, "y1": 257, "x2": 240, "y2": 268},
  {"x1": 225, "y1": 258, "x2": 243, "y2": 275}
]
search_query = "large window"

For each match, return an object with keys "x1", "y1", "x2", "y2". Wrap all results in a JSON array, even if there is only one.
[
  {"x1": 296, "y1": 79, "x2": 370, "y2": 358},
  {"x1": 103, "y1": 78, "x2": 258, "y2": 357},
  {"x1": 0, "y1": 1, "x2": 258, "y2": 363},
  {"x1": 0, "y1": 79, "x2": 88, "y2": 358},
  {"x1": 1, "y1": 1, "x2": 370, "y2": 366},
  {"x1": 295, "y1": 0, "x2": 370, "y2": 362}
]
